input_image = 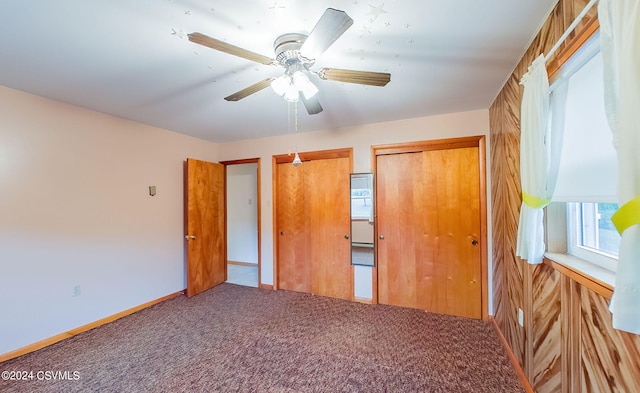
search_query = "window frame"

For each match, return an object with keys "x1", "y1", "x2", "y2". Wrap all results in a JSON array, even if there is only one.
[
  {"x1": 566, "y1": 202, "x2": 618, "y2": 272},
  {"x1": 540, "y1": 17, "x2": 616, "y2": 296},
  {"x1": 543, "y1": 18, "x2": 619, "y2": 281},
  {"x1": 548, "y1": 31, "x2": 619, "y2": 273}
]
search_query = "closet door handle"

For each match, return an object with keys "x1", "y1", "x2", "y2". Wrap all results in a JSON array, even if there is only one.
[
  {"x1": 379, "y1": 235, "x2": 384, "y2": 240},
  {"x1": 280, "y1": 231, "x2": 284, "y2": 236},
  {"x1": 471, "y1": 239, "x2": 478, "y2": 246},
  {"x1": 344, "y1": 234, "x2": 350, "y2": 239}
]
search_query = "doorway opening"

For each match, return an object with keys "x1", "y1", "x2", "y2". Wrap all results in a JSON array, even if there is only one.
[{"x1": 223, "y1": 159, "x2": 261, "y2": 288}]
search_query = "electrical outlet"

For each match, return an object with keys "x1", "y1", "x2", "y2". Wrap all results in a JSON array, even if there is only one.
[
  {"x1": 518, "y1": 308, "x2": 524, "y2": 327},
  {"x1": 72, "y1": 285, "x2": 81, "y2": 297}
]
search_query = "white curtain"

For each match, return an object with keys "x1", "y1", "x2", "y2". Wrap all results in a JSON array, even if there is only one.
[
  {"x1": 516, "y1": 55, "x2": 565, "y2": 264},
  {"x1": 599, "y1": 0, "x2": 640, "y2": 335}
]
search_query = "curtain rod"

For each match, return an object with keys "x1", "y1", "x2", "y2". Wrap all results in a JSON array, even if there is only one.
[{"x1": 544, "y1": 0, "x2": 599, "y2": 63}]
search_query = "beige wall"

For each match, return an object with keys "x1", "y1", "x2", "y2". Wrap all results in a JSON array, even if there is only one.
[
  {"x1": 217, "y1": 109, "x2": 492, "y2": 299},
  {"x1": 0, "y1": 81, "x2": 491, "y2": 355},
  {"x1": 0, "y1": 85, "x2": 219, "y2": 354}
]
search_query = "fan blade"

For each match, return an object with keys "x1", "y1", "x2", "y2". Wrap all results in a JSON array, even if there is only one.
[
  {"x1": 301, "y1": 95, "x2": 323, "y2": 115},
  {"x1": 299, "y1": 8, "x2": 353, "y2": 60},
  {"x1": 224, "y1": 77, "x2": 276, "y2": 101},
  {"x1": 188, "y1": 32, "x2": 275, "y2": 65},
  {"x1": 317, "y1": 68, "x2": 391, "y2": 87}
]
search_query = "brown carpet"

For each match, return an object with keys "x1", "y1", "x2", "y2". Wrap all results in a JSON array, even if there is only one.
[{"x1": 1, "y1": 284, "x2": 525, "y2": 392}]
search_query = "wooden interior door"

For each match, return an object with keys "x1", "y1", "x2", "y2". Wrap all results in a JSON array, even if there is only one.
[
  {"x1": 185, "y1": 158, "x2": 225, "y2": 298},
  {"x1": 377, "y1": 146, "x2": 482, "y2": 319},
  {"x1": 307, "y1": 158, "x2": 352, "y2": 300}
]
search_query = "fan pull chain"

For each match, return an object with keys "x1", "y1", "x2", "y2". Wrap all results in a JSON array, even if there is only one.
[
  {"x1": 287, "y1": 101, "x2": 291, "y2": 156},
  {"x1": 292, "y1": 101, "x2": 302, "y2": 167}
]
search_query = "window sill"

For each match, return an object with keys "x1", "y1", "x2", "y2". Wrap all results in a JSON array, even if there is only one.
[{"x1": 544, "y1": 252, "x2": 615, "y2": 299}]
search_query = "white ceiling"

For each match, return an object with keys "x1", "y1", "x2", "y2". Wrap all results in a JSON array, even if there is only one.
[{"x1": 0, "y1": 1, "x2": 556, "y2": 143}]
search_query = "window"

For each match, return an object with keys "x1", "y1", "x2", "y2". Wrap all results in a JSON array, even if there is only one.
[
  {"x1": 547, "y1": 32, "x2": 619, "y2": 272},
  {"x1": 567, "y1": 202, "x2": 620, "y2": 271}
]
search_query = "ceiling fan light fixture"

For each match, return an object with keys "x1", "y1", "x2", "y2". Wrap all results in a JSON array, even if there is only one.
[
  {"x1": 271, "y1": 75, "x2": 290, "y2": 96},
  {"x1": 284, "y1": 84, "x2": 299, "y2": 102},
  {"x1": 293, "y1": 71, "x2": 318, "y2": 99}
]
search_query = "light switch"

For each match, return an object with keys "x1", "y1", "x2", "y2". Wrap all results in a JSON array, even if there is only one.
[
  {"x1": 149, "y1": 186, "x2": 157, "y2": 196},
  {"x1": 518, "y1": 308, "x2": 524, "y2": 327}
]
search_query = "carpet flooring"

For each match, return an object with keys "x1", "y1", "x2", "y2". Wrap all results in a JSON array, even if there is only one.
[{"x1": 1, "y1": 284, "x2": 525, "y2": 392}]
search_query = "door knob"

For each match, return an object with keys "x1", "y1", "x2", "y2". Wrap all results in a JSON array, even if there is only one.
[
  {"x1": 185, "y1": 235, "x2": 196, "y2": 240},
  {"x1": 344, "y1": 234, "x2": 350, "y2": 239},
  {"x1": 280, "y1": 231, "x2": 284, "y2": 236},
  {"x1": 471, "y1": 239, "x2": 478, "y2": 246},
  {"x1": 379, "y1": 235, "x2": 384, "y2": 240}
]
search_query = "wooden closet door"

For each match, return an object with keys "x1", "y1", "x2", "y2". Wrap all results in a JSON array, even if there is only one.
[
  {"x1": 377, "y1": 147, "x2": 482, "y2": 319},
  {"x1": 307, "y1": 157, "x2": 352, "y2": 300},
  {"x1": 276, "y1": 161, "x2": 311, "y2": 293},
  {"x1": 276, "y1": 155, "x2": 352, "y2": 301},
  {"x1": 377, "y1": 152, "x2": 427, "y2": 309}
]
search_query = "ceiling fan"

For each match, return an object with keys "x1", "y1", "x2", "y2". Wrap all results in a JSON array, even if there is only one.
[{"x1": 188, "y1": 8, "x2": 391, "y2": 115}]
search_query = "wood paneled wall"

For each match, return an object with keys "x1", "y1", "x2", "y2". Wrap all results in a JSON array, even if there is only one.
[{"x1": 489, "y1": 1, "x2": 640, "y2": 392}]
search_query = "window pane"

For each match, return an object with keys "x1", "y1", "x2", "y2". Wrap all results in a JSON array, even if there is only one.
[{"x1": 578, "y1": 202, "x2": 620, "y2": 257}]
